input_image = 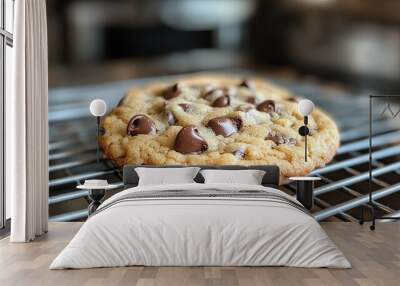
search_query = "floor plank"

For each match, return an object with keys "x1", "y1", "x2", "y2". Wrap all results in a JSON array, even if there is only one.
[{"x1": 0, "y1": 222, "x2": 399, "y2": 286}]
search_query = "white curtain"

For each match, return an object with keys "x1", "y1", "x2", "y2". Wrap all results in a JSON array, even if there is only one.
[{"x1": 7, "y1": 0, "x2": 49, "y2": 242}]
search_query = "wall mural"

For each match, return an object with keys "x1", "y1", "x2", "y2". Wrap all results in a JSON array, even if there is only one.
[{"x1": 48, "y1": 76, "x2": 400, "y2": 222}]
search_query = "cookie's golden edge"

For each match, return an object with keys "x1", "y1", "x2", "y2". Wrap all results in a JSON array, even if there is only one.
[{"x1": 99, "y1": 73, "x2": 340, "y2": 185}]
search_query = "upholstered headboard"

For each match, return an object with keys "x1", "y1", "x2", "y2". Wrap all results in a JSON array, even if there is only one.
[{"x1": 123, "y1": 165, "x2": 280, "y2": 188}]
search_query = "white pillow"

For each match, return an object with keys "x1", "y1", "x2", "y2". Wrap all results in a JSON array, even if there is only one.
[
  {"x1": 135, "y1": 167, "x2": 200, "y2": 186},
  {"x1": 200, "y1": 169, "x2": 266, "y2": 185}
]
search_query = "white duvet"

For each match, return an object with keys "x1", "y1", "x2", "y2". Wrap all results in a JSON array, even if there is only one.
[{"x1": 50, "y1": 183, "x2": 350, "y2": 269}]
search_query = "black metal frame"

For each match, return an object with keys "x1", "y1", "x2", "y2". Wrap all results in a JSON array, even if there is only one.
[{"x1": 359, "y1": 95, "x2": 400, "y2": 230}]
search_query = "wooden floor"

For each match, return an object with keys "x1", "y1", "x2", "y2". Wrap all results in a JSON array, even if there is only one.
[{"x1": 0, "y1": 222, "x2": 399, "y2": 286}]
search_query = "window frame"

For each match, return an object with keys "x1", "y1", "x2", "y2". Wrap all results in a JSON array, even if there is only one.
[{"x1": 0, "y1": 0, "x2": 13, "y2": 230}]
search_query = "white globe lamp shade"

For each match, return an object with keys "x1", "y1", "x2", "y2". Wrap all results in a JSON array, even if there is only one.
[
  {"x1": 298, "y1": 99, "x2": 315, "y2": 116},
  {"x1": 90, "y1": 99, "x2": 107, "y2": 117}
]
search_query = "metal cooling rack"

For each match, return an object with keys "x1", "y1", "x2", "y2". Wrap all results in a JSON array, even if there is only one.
[{"x1": 48, "y1": 74, "x2": 400, "y2": 222}]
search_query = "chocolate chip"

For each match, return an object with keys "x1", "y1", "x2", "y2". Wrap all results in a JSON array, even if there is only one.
[
  {"x1": 257, "y1": 100, "x2": 276, "y2": 113},
  {"x1": 126, "y1": 114, "x2": 156, "y2": 136},
  {"x1": 204, "y1": 87, "x2": 235, "y2": 100},
  {"x1": 202, "y1": 87, "x2": 222, "y2": 99},
  {"x1": 206, "y1": 116, "x2": 242, "y2": 137},
  {"x1": 162, "y1": 83, "x2": 181, "y2": 100},
  {"x1": 202, "y1": 89, "x2": 214, "y2": 99},
  {"x1": 202, "y1": 85, "x2": 217, "y2": 98},
  {"x1": 287, "y1": 97, "x2": 298, "y2": 102},
  {"x1": 117, "y1": 96, "x2": 126, "y2": 106},
  {"x1": 246, "y1": 96, "x2": 256, "y2": 104},
  {"x1": 266, "y1": 133, "x2": 284, "y2": 145},
  {"x1": 166, "y1": 111, "x2": 176, "y2": 126},
  {"x1": 178, "y1": 103, "x2": 191, "y2": 112},
  {"x1": 232, "y1": 148, "x2": 245, "y2": 159},
  {"x1": 174, "y1": 126, "x2": 208, "y2": 154},
  {"x1": 212, "y1": 95, "x2": 230, "y2": 107},
  {"x1": 265, "y1": 131, "x2": 296, "y2": 146},
  {"x1": 239, "y1": 79, "x2": 255, "y2": 90}
]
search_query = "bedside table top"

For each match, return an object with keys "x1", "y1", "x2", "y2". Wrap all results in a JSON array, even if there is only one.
[
  {"x1": 77, "y1": 184, "x2": 119, "y2": 190},
  {"x1": 289, "y1": 176, "x2": 321, "y2": 181}
]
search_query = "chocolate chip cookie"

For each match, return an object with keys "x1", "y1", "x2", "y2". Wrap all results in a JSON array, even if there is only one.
[{"x1": 100, "y1": 74, "x2": 339, "y2": 181}]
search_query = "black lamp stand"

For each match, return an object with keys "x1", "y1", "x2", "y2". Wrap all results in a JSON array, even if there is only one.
[
  {"x1": 298, "y1": 116, "x2": 310, "y2": 162},
  {"x1": 96, "y1": 116, "x2": 100, "y2": 163}
]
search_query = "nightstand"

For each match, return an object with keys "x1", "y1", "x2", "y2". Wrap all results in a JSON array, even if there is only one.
[
  {"x1": 289, "y1": 177, "x2": 321, "y2": 210},
  {"x1": 77, "y1": 183, "x2": 118, "y2": 215}
]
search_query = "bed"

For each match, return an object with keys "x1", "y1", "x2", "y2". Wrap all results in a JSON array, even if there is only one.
[{"x1": 50, "y1": 165, "x2": 350, "y2": 269}]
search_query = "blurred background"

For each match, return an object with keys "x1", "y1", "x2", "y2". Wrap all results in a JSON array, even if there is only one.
[
  {"x1": 47, "y1": 0, "x2": 400, "y2": 92},
  {"x1": 46, "y1": 0, "x2": 400, "y2": 223}
]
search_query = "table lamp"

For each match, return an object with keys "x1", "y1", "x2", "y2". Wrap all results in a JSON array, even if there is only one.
[
  {"x1": 290, "y1": 99, "x2": 320, "y2": 210},
  {"x1": 90, "y1": 99, "x2": 107, "y2": 163},
  {"x1": 298, "y1": 99, "x2": 315, "y2": 162}
]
